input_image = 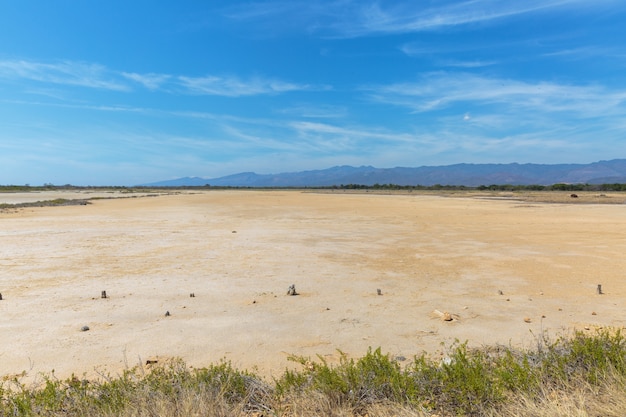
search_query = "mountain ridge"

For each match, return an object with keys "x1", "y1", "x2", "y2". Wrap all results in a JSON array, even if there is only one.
[{"x1": 143, "y1": 159, "x2": 626, "y2": 187}]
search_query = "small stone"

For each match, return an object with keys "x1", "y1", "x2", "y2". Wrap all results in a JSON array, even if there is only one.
[
  {"x1": 592, "y1": 311, "x2": 597, "y2": 316},
  {"x1": 80, "y1": 325, "x2": 90, "y2": 332},
  {"x1": 165, "y1": 311, "x2": 171, "y2": 317},
  {"x1": 377, "y1": 289, "x2": 382, "y2": 295},
  {"x1": 497, "y1": 290, "x2": 503, "y2": 295},
  {"x1": 524, "y1": 317, "x2": 532, "y2": 323}
]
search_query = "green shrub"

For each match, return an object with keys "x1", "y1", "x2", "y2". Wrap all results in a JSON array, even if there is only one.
[{"x1": 276, "y1": 347, "x2": 415, "y2": 410}]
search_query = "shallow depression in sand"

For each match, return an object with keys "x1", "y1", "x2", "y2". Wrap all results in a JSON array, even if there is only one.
[{"x1": 1, "y1": 190, "x2": 625, "y2": 380}]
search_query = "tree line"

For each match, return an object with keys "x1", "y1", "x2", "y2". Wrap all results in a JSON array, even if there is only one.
[
  {"x1": 2, "y1": 183, "x2": 626, "y2": 192},
  {"x1": 330, "y1": 183, "x2": 626, "y2": 191}
]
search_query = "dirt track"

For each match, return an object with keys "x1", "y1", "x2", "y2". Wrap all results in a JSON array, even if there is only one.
[{"x1": 1, "y1": 190, "x2": 625, "y2": 381}]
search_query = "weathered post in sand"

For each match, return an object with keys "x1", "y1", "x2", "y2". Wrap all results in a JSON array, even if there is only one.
[
  {"x1": 0, "y1": 292, "x2": 3, "y2": 300},
  {"x1": 287, "y1": 284, "x2": 298, "y2": 296},
  {"x1": 597, "y1": 284, "x2": 603, "y2": 295},
  {"x1": 101, "y1": 290, "x2": 107, "y2": 299},
  {"x1": 377, "y1": 289, "x2": 382, "y2": 296}
]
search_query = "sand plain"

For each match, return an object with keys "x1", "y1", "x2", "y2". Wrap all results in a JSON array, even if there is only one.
[{"x1": 1, "y1": 190, "x2": 625, "y2": 382}]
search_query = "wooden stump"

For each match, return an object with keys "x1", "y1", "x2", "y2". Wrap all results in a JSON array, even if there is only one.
[
  {"x1": 377, "y1": 289, "x2": 382, "y2": 296},
  {"x1": 597, "y1": 284, "x2": 603, "y2": 295},
  {"x1": 0, "y1": 292, "x2": 3, "y2": 301},
  {"x1": 101, "y1": 290, "x2": 107, "y2": 299},
  {"x1": 287, "y1": 284, "x2": 298, "y2": 296}
]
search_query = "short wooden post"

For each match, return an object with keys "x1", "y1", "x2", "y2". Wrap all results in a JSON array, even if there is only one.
[
  {"x1": 597, "y1": 284, "x2": 603, "y2": 295},
  {"x1": 101, "y1": 290, "x2": 107, "y2": 299},
  {"x1": 0, "y1": 292, "x2": 3, "y2": 300},
  {"x1": 287, "y1": 284, "x2": 298, "y2": 296},
  {"x1": 377, "y1": 289, "x2": 382, "y2": 296}
]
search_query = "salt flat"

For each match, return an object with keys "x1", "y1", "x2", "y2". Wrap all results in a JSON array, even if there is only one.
[
  {"x1": 0, "y1": 190, "x2": 164, "y2": 205},
  {"x1": 1, "y1": 190, "x2": 625, "y2": 381}
]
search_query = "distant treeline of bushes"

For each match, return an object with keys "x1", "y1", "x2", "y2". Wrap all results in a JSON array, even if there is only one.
[
  {"x1": 325, "y1": 182, "x2": 626, "y2": 191},
  {"x1": 2, "y1": 183, "x2": 626, "y2": 192}
]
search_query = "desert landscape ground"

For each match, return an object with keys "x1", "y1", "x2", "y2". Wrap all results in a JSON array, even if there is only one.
[{"x1": 1, "y1": 190, "x2": 625, "y2": 383}]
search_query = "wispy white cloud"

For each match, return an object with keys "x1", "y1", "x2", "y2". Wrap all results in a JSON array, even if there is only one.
[
  {"x1": 541, "y1": 46, "x2": 626, "y2": 65},
  {"x1": 0, "y1": 59, "x2": 129, "y2": 91},
  {"x1": 122, "y1": 72, "x2": 171, "y2": 90},
  {"x1": 177, "y1": 74, "x2": 307, "y2": 96},
  {"x1": 1, "y1": 98, "x2": 151, "y2": 114},
  {"x1": 439, "y1": 60, "x2": 498, "y2": 68},
  {"x1": 277, "y1": 104, "x2": 348, "y2": 118},
  {"x1": 224, "y1": 0, "x2": 611, "y2": 38},
  {"x1": 171, "y1": 110, "x2": 423, "y2": 154},
  {"x1": 0, "y1": 58, "x2": 309, "y2": 97},
  {"x1": 365, "y1": 72, "x2": 626, "y2": 117},
  {"x1": 274, "y1": 120, "x2": 438, "y2": 156},
  {"x1": 341, "y1": 0, "x2": 593, "y2": 36},
  {"x1": 290, "y1": 121, "x2": 416, "y2": 144}
]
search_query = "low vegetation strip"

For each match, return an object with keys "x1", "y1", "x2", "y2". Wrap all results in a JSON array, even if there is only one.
[
  {"x1": 2, "y1": 329, "x2": 626, "y2": 416},
  {"x1": 0, "y1": 199, "x2": 90, "y2": 210}
]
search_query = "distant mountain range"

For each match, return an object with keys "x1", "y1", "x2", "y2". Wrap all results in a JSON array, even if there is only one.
[{"x1": 144, "y1": 159, "x2": 626, "y2": 187}]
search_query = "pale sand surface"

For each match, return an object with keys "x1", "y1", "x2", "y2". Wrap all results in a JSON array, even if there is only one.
[{"x1": 1, "y1": 190, "x2": 625, "y2": 381}]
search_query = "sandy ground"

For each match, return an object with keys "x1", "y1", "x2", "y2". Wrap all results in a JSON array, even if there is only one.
[{"x1": 1, "y1": 190, "x2": 625, "y2": 382}]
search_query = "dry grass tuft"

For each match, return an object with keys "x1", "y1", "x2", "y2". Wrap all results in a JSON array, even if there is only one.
[{"x1": 493, "y1": 376, "x2": 626, "y2": 417}]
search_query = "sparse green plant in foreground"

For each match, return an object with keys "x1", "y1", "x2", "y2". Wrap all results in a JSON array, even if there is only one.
[{"x1": 2, "y1": 329, "x2": 626, "y2": 416}]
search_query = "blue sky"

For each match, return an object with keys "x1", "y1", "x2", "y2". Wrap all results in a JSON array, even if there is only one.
[{"x1": 1, "y1": 1, "x2": 625, "y2": 185}]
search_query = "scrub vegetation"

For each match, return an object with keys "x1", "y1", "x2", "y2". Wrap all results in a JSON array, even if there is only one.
[{"x1": 2, "y1": 329, "x2": 626, "y2": 416}]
